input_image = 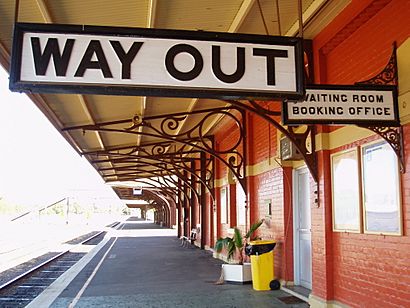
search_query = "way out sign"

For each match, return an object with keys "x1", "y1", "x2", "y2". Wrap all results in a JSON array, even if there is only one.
[
  {"x1": 282, "y1": 85, "x2": 399, "y2": 126},
  {"x1": 9, "y1": 23, "x2": 304, "y2": 100}
]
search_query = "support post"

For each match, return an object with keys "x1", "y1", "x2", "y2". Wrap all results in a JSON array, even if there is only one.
[
  {"x1": 177, "y1": 178, "x2": 183, "y2": 238},
  {"x1": 190, "y1": 159, "x2": 197, "y2": 239},
  {"x1": 183, "y1": 169, "x2": 189, "y2": 237},
  {"x1": 200, "y1": 151, "x2": 207, "y2": 249}
]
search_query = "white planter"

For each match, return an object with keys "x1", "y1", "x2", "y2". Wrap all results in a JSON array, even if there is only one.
[{"x1": 222, "y1": 262, "x2": 252, "y2": 284}]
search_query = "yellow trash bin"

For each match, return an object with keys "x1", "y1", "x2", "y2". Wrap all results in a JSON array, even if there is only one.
[{"x1": 246, "y1": 240, "x2": 279, "y2": 291}]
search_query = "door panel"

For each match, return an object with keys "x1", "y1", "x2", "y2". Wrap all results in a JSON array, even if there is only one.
[{"x1": 294, "y1": 168, "x2": 312, "y2": 289}]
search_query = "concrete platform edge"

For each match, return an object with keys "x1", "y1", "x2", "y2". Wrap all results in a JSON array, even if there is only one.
[
  {"x1": 26, "y1": 235, "x2": 112, "y2": 308},
  {"x1": 309, "y1": 294, "x2": 351, "y2": 308}
]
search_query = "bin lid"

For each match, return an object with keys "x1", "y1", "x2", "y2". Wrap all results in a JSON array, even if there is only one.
[{"x1": 249, "y1": 240, "x2": 276, "y2": 246}]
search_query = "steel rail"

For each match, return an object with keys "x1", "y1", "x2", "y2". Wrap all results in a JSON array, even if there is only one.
[{"x1": 0, "y1": 222, "x2": 119, "y2": 291}]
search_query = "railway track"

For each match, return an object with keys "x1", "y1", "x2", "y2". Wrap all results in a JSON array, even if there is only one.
[{"x1": 0, "y1": 221, "x2": 120, "y2": 307}]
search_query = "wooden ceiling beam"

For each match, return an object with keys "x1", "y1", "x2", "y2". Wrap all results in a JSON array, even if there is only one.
[
  {"x1": 34, "y1": 0, "x2": 52, "y2": 23},
  {"x1": 0, "y1": 41, "x2": 10, "y2": 71},
  {"x1": 284, "y1": 0, "x2": 328, "y2": 37},
  {"x1": 77, "y1": 95, "x2": 105, "y2": 150},
  {"x1": 34, "y1": 0, "x2": 112, "y2": 177},
  {"x1": 173, "y1": 1, "x2": 257, "y2": 140},
  {"x1": 147, "y1": 0, "x2": 157, "y2": 28},
  {"x1": 136, "y1": 0, "x2": 157, "y2": 150},
  {"x1": 228, "y1": 0, "x2": 256, "y2": 32}
]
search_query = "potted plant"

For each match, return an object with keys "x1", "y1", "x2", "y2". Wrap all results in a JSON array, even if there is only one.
[{"x1": 214, "y1": 219, "x2": 263, "y2": 283}]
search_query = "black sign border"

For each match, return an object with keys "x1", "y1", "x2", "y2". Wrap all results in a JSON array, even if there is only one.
[
  {"x1": 10, "y1": 22, "x2": 305, "y2": 100},
  {"x1": 282, "y1": 84, "x2": 400, "y2": 127}
]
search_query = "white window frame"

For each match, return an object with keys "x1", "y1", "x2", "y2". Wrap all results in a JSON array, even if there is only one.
[
  {"x1": 331, "y1": 148, "x2": 362, "y2": 232},
  {"x1": 361, "y1": 140, "x2": 402, "y2": 235}
]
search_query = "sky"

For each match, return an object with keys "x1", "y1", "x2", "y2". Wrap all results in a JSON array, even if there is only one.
[{"x1": 0, "y1": 67, "x2": 123, "y2": 208}]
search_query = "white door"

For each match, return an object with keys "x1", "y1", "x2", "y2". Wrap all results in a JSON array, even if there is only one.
[{"x1": 293, "y1": 167, "x2": 312, "y2": 289}]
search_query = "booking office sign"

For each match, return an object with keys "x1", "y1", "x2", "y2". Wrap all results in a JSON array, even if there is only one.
[
  {"x1": 283, "y1": 84, "x2": 399, "y2": 126},
  {"x1": 9, "y1": 23, "x2": 304, "y2": 100}
]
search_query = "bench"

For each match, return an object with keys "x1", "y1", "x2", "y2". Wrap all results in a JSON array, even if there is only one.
[{"x1": 180, "y1": 228, "x2": 197, "y2": 247}]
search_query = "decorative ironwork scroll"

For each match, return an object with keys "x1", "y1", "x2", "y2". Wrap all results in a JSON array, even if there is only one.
[
  {"x1": 117, "y1": 179, "x2": 178, "y2": 206},
  {"x1": 86, "y1": 139, "x2": 216, "y2": 201},
  {"x1": 98, "y1": 156, "x2": 208, "y2": 203},
  {"x1": 105, "y1": 166, "x2": 198, "y2": 204},
  {"x1": 356, "y1": 43, "x2": 398, "y2": 86},
  {"x1": 356, "y1": 43, "x2": 404, "y2": 172},
  {"x1": 112, "y1": 186, "x2": 174, "y2": 218},
  {"x1": 224, "y1": 99, "x2": 318, "y2": 183},
  {"x1": 64, "y1": 107, "x2": 247, "y2": 193}
]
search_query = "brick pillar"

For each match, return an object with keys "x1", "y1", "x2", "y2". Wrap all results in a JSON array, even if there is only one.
[
  {"x1": 200, "y1": 151, "x2": 207, "y2": 249},
  {"x1": 282, "y1": 166, "x2": 294, "y2": 282},
  {"x1": 311, "y1": 145, "x2": 334, "y2": 301}
]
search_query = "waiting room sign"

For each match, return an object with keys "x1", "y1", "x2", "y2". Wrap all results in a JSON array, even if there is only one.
[
  {"x1": 9, "y1": 23, "x2": 304, "y2": 100},
  {"x1": 283, "y1": 84, "x2": 399, "y2": 126}
]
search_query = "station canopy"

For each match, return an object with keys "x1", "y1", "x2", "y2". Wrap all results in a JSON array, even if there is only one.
[{"x1": 0, "y1": 0, "x2": 348, "y2": 199}]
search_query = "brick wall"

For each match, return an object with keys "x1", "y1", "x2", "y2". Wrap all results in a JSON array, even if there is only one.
[
  {"x1": 214, "y1": 107, "x2": 291, "y2": 279},
  {"x1": 312, "y1": 0, "x2": 410, "y2": 306},
  {"x1": 212, "y1": 2, "x2": 409, "y2": 304}
]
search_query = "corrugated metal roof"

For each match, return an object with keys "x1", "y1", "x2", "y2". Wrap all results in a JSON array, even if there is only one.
[{"x1": 0, "y1": 0, "x2": 348, "y2": 190}]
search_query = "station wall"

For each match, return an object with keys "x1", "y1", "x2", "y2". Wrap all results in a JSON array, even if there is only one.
[{"x1": 211, "y1": 0, "x2": 410, "y2": 307}]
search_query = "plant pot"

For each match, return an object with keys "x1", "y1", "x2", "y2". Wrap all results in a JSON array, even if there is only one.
[{"x1": 222, "y1": 262, "x2": 252, "y2": 284}]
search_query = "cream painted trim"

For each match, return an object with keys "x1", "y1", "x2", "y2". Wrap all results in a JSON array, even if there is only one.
[
  {"x1": 315, "y1": 131, "x2": 329, "y2": 152},
  {"x1": 291, "y1": 160, "x2": 306, "y2": 169},
  {"x1": 246, "y1": 157, "x2": 281, "y2": 176},
  {"x1": 398, "y1": 38, "x2": 410, "y2": 124},
  {"x1": 309, "y1": 294, "x2": 351, "y2": 308},
  {"x1": 399, "y1": 91, "x2": 410, "y2": 124},
  {"x1": 398, "y1": 38, "x2": 410, "y2": 96},
  {"x1": 215, "y1": 125, "x2": 375, "y2": 187},
  {"x1": 215, "y1": 154, "x2": 308, "y2": 188},
  {"x1": 315, "y1": 126, "x2": 376, "y2": 151},
  {"x1": 214, "y1": 157, "x2": 281, "y2": 189},
  {"x1": 215, "y1": 177, "x2": 229, "y2": 188}
]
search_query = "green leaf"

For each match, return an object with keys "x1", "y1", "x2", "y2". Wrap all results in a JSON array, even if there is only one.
[
  {"x1": 214, "y1": 237, "x2": 233, "y2": 253},
  {"x1": 227, "y1": 241, "x2": 236, "y2": 260},
  {"x1": 245, "y1": 219, "x2": 263, "y2": 239},
  {"x1": 233, "y1": 227, "x2": 243, "y2": 249}
]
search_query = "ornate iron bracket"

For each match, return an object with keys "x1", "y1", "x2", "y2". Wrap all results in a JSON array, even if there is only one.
[
  {"x1": 105, "y1": 166, "x2": 199, "y2": 204},
  {"x1": 86, "y1": 139, "x2": 216, "y2": 200},
  {"x1": 356, "y1": 43, "x2": 404, "y2": 172},
  {"x1": 224, "y1": 99, "x2": 318, "y2": 183},
  {"x1": 113, "y1": 186, "x2": 174, "y2": 219},
  {"x1": 64, "y1": 106, "x2": 247, "y2": 194},
  {"x1": 120, "y1": 180, "x2": 178, "y2": 206},
  {"x1": 98, "y1": 154, "x2": 213, "y2": 203},
  {"x1": 288, "y1": 125, "x2": 317, "y2": 180}
]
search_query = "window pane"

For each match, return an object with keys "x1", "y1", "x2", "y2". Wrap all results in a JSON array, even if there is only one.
[
  {"x1": 362, "y1": 141, "x2": 401, "y2": 234},
  {"x1": 331, "y1": 149, "x2": 360, "y2": 232},
  {"x1": 220, "y1": 187, "x2": 227, "y2": 224},
  {"x1": 236, "y1": 184, "x2": 246, "y2": 226}
]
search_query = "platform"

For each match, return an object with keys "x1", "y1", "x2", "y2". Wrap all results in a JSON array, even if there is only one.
[{"x1": 28, "y1": 217, "x2": 309, "y2": 308}]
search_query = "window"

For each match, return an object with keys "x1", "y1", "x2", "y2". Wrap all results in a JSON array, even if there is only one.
[
  {"x1": 236, "y1": 184, "x2": 246, "y2": 226},
  {"x1": 331, "y1": 149, "x2": 361, "y2": 232},
  {"x1": 362, "y1": 141, "x2": 402, "y2": 235},
  {"x1": 220, "y1": 187, "x2": 228, "y2": 224},
  {"x1": 330, "y1": 140, "x2": 402, "y2": 236}
]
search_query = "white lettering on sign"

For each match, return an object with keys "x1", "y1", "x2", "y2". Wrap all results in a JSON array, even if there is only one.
[
  {"x1": 18, "y1": 32, "x2": 298, "y2": 95},
  {"x1": 283, "y1": 87, "x2": 399, "y2": 126}
]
